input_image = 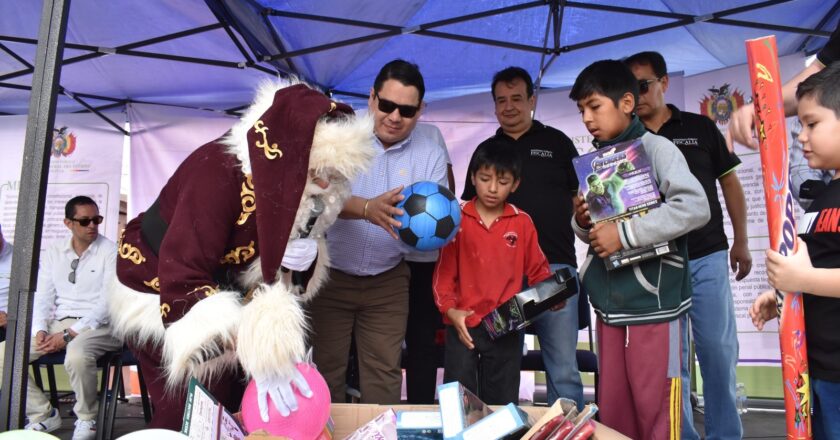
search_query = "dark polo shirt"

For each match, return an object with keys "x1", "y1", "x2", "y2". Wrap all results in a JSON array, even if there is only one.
[
  {"x1": 461, "y1": 121, "x2": 579, "y2": 266},
  {"x1": 652, "y1": 104, "x2": 741, "y2": 260}
]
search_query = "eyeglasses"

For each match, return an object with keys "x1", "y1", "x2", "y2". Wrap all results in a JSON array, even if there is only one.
[
  {"x1": 374, "y1": 92, "x2": 420, "y2": 118},
  {"x1": 68, "y1": 215, "x2": 103, "y2": 227},
  {"x1": 69, "y1": 258, "x2": 79, "y2": 284},
  {"x1": 638, "y1": 78, "x2": 660, "y2": 95}
]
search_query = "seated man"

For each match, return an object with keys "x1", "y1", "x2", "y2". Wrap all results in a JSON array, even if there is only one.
[{"x1": 0, "y1": 196, "x2": 121, "y2": 440}]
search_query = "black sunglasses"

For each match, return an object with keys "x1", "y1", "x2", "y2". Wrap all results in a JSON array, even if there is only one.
[
  {"x1": 69, "y1": 258, "x2": 79, "y2": 284},
  {"x1": 69, "y1": 215, "x2": 103, "y2": 227},
  {"x1": 375, "y1": 92, "x2": 420, "y2": 118},
  {"x1": 638, "y1": 78, "x2": 660, "y2": 95}
]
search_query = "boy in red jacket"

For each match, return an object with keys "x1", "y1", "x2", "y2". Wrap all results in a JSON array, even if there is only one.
[{"x1": 433, "y1": 140, "x2": 551, "y2": 404}]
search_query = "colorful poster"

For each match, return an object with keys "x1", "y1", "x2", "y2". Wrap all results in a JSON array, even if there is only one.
[{"x1": 572, "y1": 139, "x2": 660, "y2": 224}]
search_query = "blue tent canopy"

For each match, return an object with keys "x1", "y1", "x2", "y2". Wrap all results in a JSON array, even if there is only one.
[{"x1": 1, "y1": 0, "x2": 837, "y2": 120}]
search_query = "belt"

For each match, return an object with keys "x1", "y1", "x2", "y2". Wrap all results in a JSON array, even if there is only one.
[{"x1": 59, "y1": 316, "x2": 82, "y2": 321}]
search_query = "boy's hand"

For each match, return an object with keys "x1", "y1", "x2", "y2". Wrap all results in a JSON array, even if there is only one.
[
  {"x1": 589, "y1": 223, "x2": 622, "y2": 258},
  {"x1": 446, "y1": 308, "x2": 475, "y2": 350},
  {"x1": 573, "y1": 195, "x2": 592, "y2": 229},
  {"x1": 766, "y1": 238, "x2": 811, "y2": 293},
  {"x1": 749, "y1": 289, "x2": 779, "y2": 331}
]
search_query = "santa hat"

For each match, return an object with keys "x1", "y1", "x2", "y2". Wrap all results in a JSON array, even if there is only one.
[{"x1": 246, "y1": 84, "x2": 353, "y2": 284}]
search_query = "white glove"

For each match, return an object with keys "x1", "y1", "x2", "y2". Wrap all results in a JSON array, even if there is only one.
[
  {"x1": 255, "y1": 369, "x2": 313, "y2": 421},
  {"x1": 281, "y1": 238, "x2": 318, "y2": 272}
]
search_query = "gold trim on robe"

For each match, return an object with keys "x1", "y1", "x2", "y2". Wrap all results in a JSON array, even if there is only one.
[
  {"x1": 220, "y1": 241, "x2": 256, "y2": 265},
  {"x1": 237, "y1": 175, "x2": 256, "y2": 225}
]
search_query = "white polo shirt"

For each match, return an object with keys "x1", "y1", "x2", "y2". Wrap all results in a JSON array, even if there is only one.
[{"x1": 32, "y1": 235, "x2": 117, "y2": 335}]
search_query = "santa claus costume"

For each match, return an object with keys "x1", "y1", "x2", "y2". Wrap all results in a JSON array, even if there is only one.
[{"x1": 109, "y1": 81, "x2": 374, "y2": 429}]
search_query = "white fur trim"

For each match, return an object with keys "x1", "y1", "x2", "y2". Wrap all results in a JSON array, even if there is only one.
[
  {"x1": 309, "y1": 113, "x2": 375, "y2": 182},
  {"x1": 162, "y1": 290, "x2": 242, "y2": 388},
  {"x1": 237, "y1": 282, "x2": 307, "y2": 381},
  {"x1": 220, "y1": 79, "x2": 375, "y2": 181},
  {"x1": 109, "y1": 279, "x2": 165, "y2": 347},
  {"x1": 299, "y1": 239, "x2": 330, "y2": 302},
  {"x1": 236, "y1": 239, "x2": 329, "y2": 303}
]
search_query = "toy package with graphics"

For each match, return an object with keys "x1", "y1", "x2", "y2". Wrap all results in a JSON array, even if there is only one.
[
  {"x1": 437, "y1": 382, "x2": 493, "y2": 439},
  {"x1": 572, "y1": 139, "x2": 659, "y2": 224},
  {"x1": 573, "y1": 139, "x2": 675, "y2": 270},
  {"x1": 481, "y1": 267, "x2": 578, "y2": 340}
]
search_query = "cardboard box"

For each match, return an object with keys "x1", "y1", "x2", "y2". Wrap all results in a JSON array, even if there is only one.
[{"x1": 331, "y1": 404, "x2": 630, "y2": 440}]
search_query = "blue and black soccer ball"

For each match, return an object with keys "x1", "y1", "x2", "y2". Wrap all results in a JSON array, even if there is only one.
[{"x1": 393, "y1": 181, "x2": 461, "y2": 251}]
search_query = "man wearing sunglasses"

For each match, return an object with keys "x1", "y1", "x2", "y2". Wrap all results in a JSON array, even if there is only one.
[
  {"x1": 0, "y1": 196, "x2": 120, "y2": 439},
  {"x1": 309, "y1": 59, "x2": 449, "y2": 405},
  {"x1": 625, "y1": 51, "x2": 750, "y2": 440}
]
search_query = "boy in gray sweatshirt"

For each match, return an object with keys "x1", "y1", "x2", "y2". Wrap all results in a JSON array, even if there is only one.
[{"x1": 569, "y1": 60, "x2": 710, "y2": 439}]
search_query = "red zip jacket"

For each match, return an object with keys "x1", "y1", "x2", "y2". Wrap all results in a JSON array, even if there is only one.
[{"x1": 433, "y1": 199, "x2": 551, "y2": 328}]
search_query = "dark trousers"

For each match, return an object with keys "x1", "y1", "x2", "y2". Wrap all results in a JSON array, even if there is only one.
[
  {"x1": 128, "y1": 340, "x2": 245, "y2": 430},
  {"x1": 404, "y1": 261, "x2": 444, "y2": 404},
  {"x1": 443, "y1": 325, "x2": 521, "y2": 405}
]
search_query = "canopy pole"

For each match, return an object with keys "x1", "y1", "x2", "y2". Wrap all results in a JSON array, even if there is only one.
[{"x1": 0, "y1": 0, "x2": 70, "y2": 428}]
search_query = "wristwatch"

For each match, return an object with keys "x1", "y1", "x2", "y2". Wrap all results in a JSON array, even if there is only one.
[{"x1": 62, "y1": 329, "x2": 75, "y2": 343}]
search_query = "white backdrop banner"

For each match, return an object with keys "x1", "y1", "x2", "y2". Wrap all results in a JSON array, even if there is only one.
[
  {"x1": 0, "y1": 113, "x2": 124, "y2": 249},
  {"x1": 127, "y1": 103, "x2": 237, "y2": 218}
]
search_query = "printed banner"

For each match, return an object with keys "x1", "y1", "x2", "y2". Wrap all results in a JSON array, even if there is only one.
[
  {"x1": 127, "y1": 103, "x2": 237, "y2": 219},
  {"x1": 0, "y1": 113, "x2": 124, "y2": 249}
]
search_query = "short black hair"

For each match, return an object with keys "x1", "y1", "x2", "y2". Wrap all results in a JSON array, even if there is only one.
[
  {"x1": 469, "y1": 141, "x2": 522, "y2": 181},
  {"x1": 373, "y1": 59, "x2": 425, "y2": 102},
  {"x1": 623, "y1": 51, "x2": 668, "y2": 78},
  {"x1": 491, "y1": 67, "x2": 534, "y2": 100},
  {"x1": 796, "y1": 61, "x2": 840, "y2": 116},
  {"x1": 65, "y1": 196, "x2": 98, "y2": 219},
  {"x1": 569, "y1": 59, "x2": 639, "y2": 108}
]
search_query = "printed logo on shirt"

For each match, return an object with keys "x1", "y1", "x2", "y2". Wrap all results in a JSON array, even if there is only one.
[
  {"x1": 671, "y1": 138, "x2": 699, "y2": 147},
  {"x1": 800, "y1": 211, "x2": 818, "y2": 235},
  {"x1": 503, "y1": 231, "x2": 518, "y2": 248},
  {"x1": 811, "y1": 208, "x2": 840, "y2": 234},
  {"x1": 530, "y1": 149, "x2": 554, "y2": 159}
]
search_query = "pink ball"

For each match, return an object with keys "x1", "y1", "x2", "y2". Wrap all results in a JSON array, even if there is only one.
[{"x1": 240, "y1": 363, "x2": 331, "y2": 440}]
